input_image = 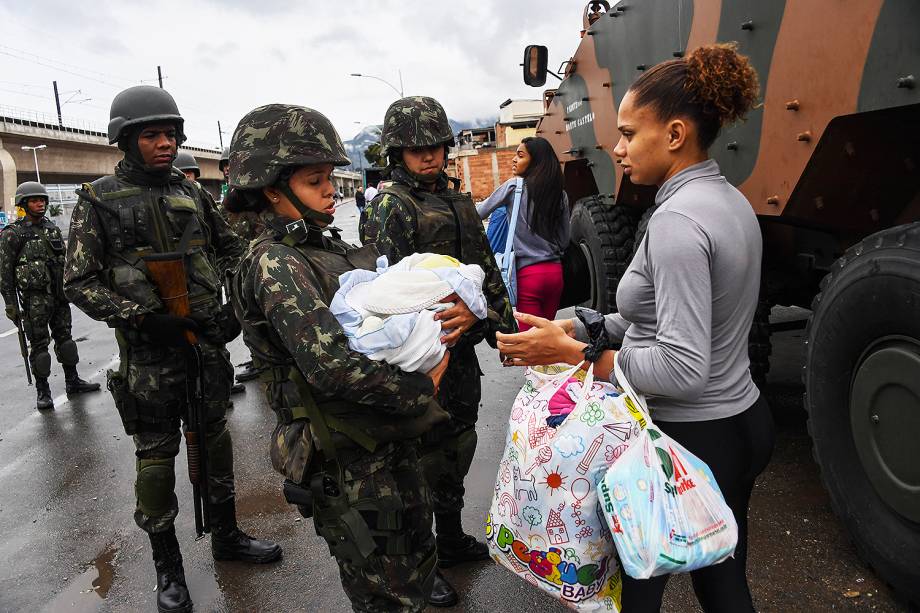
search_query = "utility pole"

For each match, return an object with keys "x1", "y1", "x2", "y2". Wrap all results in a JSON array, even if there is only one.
[
  {"x1": 217, "y1": 121, "x2": 224, "y2": 148},
  {"x1": 52, "y1": 81, "x2": 63, "y2": 127},
  {"x1": 157, "y1": 66, "x2": 164, "y2": 88}
]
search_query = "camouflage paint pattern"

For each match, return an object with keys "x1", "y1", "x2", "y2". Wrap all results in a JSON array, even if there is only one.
[
  {"x1": 536, "y1": 0, "x2": 919, "y2": 234},
  {"x1": 0, "y1": 217, "x2": 79, "y2": 377},
  {"x1": 361, "y1": 165, "x2": 516, "y2": 512},
  {"x1": 380, "y1": 96, "x2": 454, "y2": 152},
  {"x1": 228, "y1": 104, "x2": 350, "y2": 190}
]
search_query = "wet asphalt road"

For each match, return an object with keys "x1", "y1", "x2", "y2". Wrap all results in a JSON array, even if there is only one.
[{"x1": 0, "y1": 200, "x2": 909, "y2": 612}]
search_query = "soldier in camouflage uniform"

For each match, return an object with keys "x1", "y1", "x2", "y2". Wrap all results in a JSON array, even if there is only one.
[
  {"x1": 0, "y1": 181, "x2": 100, "y2": 410},
  {"x1": 227, "y1": 103, "x2": 457, "y2": 611},
  {"x1": 361, "y1": 96, "x2": 517, "y2": 569},
  {"x1": 63, "y1": 85, "x2": 281, "y2": 613},
  {"x1": 216, "y1": 145, "x2": 263, "y2": 384}
]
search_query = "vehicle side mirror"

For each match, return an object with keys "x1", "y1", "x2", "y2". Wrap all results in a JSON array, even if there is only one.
[{"x1": 523, "y1": 45, "x2": 548, "y2": 87}]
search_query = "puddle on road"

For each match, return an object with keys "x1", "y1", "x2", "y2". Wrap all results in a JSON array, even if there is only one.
[{"x1": 40, "y1": 541, "x2": 118, "y2": 612}]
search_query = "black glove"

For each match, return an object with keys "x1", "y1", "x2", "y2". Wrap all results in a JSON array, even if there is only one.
[
  {"x1": 218, "y1": 302, "x2": 242, "y2": 343},
  {"x1": 139, "y1": 313, "x2": 200, "y2": 347}
]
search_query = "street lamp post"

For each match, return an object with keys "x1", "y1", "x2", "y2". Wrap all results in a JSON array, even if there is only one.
[
  {"x1": 21, "y1": 144, "x2": 48, "y2": 183},
  {"x1": 349, "y1": 70, "x2": 404, "y2": 97}
]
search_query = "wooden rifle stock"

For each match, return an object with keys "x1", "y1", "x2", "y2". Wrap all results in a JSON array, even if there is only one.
[{"x1": 144, "y1": 253, "x2": 198, "y2": 344}]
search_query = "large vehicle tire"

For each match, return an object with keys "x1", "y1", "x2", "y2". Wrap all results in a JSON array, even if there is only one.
[
  {"x1": 804, "y1": 222, "x2": 920, "y2": 605},
  {"x1": 632, "y1": 204, "x2": 659, "y2": 257},
  {"x1": 748, "y1": 297, "x2": 772, "y2": 389},
  {"x1": 560, "y1": 196, "x2": 637, "y2": 313}
]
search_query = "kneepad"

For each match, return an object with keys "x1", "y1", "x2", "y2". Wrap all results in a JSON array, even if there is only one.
[
  {"x1": 55, "y1": 339, "x2": 79, "y2": 365},
  {"x1": 135, "y1": 457, "x2": 176, "y2": 518}
]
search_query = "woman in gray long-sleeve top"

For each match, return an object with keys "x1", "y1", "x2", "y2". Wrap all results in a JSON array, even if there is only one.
[{"x1": 496, "y1": 44, "x2": 775, "y2": 613}]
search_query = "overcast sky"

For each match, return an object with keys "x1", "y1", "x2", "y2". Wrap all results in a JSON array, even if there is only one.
[{"x1": 0, "y1": 0, "x2": 586, "y2": 149}]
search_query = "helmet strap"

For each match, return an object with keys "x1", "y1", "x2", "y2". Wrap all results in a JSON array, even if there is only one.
[{"x1": 277, "y1": 179, "x2": 334, "y2": 226}]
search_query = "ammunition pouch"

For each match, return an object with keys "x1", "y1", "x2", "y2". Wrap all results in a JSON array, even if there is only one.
[
  {"x1": 282, "y1": 478, "x2": 314, "y2": 518},
  {"x1": 107, "y1": 368, "x2": 139, "y2": 435}
]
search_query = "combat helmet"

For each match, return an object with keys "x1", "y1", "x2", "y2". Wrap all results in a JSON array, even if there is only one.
[
  {"x1": 380, "y1": 96, "x2": 454, "y2": 153},
  {"x1": 229, "y1": 103, "x2": 349, "y2": 224},
  {"x1": 174, "y1": 151, "x2": 200, "y2": 177},
  {"x1": 219, "y1": 146, "x2": 231, "y2": 172},
  {"x1": 107, "y1": 85, "x2": 186, "y2": 146},
  {"x1": 15, "y1": 181, "x2": 48, "y2": 207}
]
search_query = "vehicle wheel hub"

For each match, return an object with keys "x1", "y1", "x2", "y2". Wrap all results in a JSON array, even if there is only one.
[{"x1": 850, "y1": 336, "x2": 920, "y2": 522}]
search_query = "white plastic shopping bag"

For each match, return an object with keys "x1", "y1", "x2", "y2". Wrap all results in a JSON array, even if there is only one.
[
  {"x1": 487, "y1": 362, "x2": 626, "y2": 611},
  {"x1": 598, "y1": 356, "x2": 738, "y2": 579}
]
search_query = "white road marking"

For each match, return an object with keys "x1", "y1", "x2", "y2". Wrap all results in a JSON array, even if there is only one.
[{"x1": 51, "y1": 355, "x2": 120, "y2": 408}]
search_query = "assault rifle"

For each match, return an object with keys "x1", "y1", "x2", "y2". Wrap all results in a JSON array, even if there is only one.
[
  {"x1": 13, "y1": 290, "x2": 32, "y2": 385},
  {"x1": 144, "y1": 250, "x2": 210, "y2": 539}
]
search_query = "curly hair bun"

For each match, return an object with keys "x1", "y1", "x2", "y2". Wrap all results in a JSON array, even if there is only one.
[
  {"x1": 223, "y1": 187, "x2": 264, "y2": 213},
  {"x1": 686, "y1": 43, "x2": 760, "y2": 126}
]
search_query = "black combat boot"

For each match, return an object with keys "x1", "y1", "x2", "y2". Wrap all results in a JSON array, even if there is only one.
[
  {"x1": 64, "y1": 365, "x2": 101, "y2": 395},
  {"x1": 435, "y1": 511, "x2": 490, "y2": 568},
  {"x1": 35, "y1": 378, "x2": 54, "y2": 410},
  {"x1": 210, "y1": 499, "x2": 283, "y2": 563},
  {"x1": 149, "y1": 527, "x2": 193, "y2": 613},
  {"x1": 230, "y1": 382, "x2": 245, "y2": 395},
  {"x1": 428, "y1": 570, "x2": 459, "y2": 607},
  {"x1": 235, "y1": 360, "x2": 260, "y2": 383}
]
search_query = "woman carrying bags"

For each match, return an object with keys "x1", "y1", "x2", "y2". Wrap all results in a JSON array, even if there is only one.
[
  {"x1": 477, "y1": 136, "x2": 570, "y2": 330},
  {"x1": 495, "y1": 44, "x2": 775, "y2": 613}
]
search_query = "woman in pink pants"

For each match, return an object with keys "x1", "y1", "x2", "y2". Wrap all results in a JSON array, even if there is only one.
[{"x1": 477, "y1": 137, "x2": 570, "y2": 330}]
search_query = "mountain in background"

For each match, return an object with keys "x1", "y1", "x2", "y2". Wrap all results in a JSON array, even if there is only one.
[{"x1": 342, "y1": 116, "x2": 498, "y2": 170}]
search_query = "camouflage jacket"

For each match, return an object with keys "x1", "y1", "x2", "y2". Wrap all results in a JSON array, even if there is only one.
[
  {"x1": 360, "y1": 166, "x2": 517, "y2": 345},
  {"x1": 64, "y1": 162, "x2": 244, "y2": 342},
  {"x1": 0, "y1": 216, "x2": 67, "y2": 304},
  {"x1": 231, "y1": 211, "x2": 436, "y2": 481},
  {"x1": 216, "y1": 199, "x2": 265, "y2": 243}
]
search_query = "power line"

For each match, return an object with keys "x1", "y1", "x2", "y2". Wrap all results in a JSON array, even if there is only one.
[
  {"x1": 0, "y1": 46, "x2": 132, "y2": 89},
  {"x1": 0, "y1": 44, "x2": 137, "y2": 84}
]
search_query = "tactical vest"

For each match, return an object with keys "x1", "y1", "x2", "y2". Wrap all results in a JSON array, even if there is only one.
[
  {"x1": 380, "y1": 181, "x2": 483, "y2": 264},
  {"x1": 81, "y1": 175, "x2": 223, "y2": 342},
  {"x1": 235, "y1": 220, "x2": 439, "y2": 484},
  {"x1": 10, "y1": 218, "x2": 66, "y2": 297}
]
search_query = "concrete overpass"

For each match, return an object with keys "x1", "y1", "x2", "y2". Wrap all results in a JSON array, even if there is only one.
[{"x1": 0, "y1": 106, "x2": 224, "y2": 214}]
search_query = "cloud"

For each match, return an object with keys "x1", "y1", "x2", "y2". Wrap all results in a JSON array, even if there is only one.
[{"x1": 0, "y1": 0, "x2": 581, "y2": 148}]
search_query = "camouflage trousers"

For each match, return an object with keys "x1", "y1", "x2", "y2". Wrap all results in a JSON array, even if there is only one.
[
  {"x1": 120, "y1": 341, "x2": 235, "y2": 534},
  {"x1": 21, "y1": 292, "x2": 78, "y2": 379},
  {"x1": 322, "y1": 441, "x2": 437, "y2": 613},
  {"x1": 418, "y1": 341, "x2": 481, "y2": 514}
]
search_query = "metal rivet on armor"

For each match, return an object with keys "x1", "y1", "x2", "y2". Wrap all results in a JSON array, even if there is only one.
[
  {"x1": 797, "y1": 131, "x2": 812, "y2": 142},
  {"x1": 767, "y1": 195, "x2": 780, "y2": 206},
  {"x1": 897, "y1": 75, "x2": 915, "y2": 89},
  {"x1": 741, "y1": 20, "x2": 754, "y2": 30},
  {"x1": 785, "y1": 99, "x2": 800, "y2": 111},
  {"x1": 726, "y1": 141, "x2": 739, "y2": 151}
]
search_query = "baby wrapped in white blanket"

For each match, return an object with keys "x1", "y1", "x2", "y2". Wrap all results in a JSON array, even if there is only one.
[{"x1": 330, "y1": 253, "x2": 487, "y2": 372}]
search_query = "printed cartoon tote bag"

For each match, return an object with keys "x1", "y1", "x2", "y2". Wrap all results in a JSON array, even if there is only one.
[{"x1": 487, "y1": 362, "x2": 632, "y2": 611}]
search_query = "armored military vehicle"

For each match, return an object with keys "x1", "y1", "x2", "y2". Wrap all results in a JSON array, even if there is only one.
[{"x1": 522, "y1": 0, "x2": 919, "y2": 603}]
